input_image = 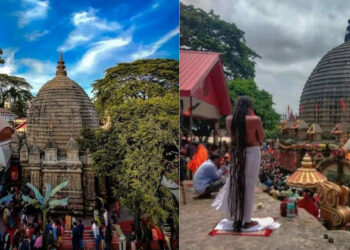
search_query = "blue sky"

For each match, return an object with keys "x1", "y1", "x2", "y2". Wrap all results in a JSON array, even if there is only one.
[{"x1": 0, "y1": 0, "x2": 179, "y2": 96}]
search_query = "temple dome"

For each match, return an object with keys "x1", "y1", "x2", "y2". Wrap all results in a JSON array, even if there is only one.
[
  {"x1": 300, "y1": 21, "x2": 350, "y2": 132},
  {"x1": 26, "y1": 53, "x2": 99, "y2": 154}
]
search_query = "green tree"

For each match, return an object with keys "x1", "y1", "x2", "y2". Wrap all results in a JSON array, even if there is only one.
[
  {"x1": 227, "y1": 78, "x2": 280, "y2": 138},
  {"x1": 79, "y1": 59, "x2": 179, "y2": 229},
  {"x1": 0, "y1": 48, "x2": 33, "y2": 117},
  {"x1": 22, "y1": 181, "x2": 69, "y2": 250},
  {"x1": 180, "y1": 3, "x2": 260, "y2": 79}
]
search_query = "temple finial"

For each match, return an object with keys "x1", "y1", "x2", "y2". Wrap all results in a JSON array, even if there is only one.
[{"x1": 56, "y1": 51, "x2": 67, "y2": 76}]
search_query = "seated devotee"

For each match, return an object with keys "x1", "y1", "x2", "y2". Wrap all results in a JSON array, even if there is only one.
[{"x1": 193, "y1": 152, "x2": 227, "y2": 197}]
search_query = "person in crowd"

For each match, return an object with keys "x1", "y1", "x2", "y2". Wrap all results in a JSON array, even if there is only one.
[
  {"x1": 129, "y1": 225, "x2": 137, "y2": 250},
  {"x1": 34, "y1": 232, "x2": 42, "y2": 250},
  {"x1": 46, "y1": 219, "x2": 51, "y2": 234},
  {"x1": 161, "y1": 221, "x2": 172, "y2": 250},
  {"x1": 3, "y1": 231, "x2": 10, "y2": 250},
  {"x1": 92, "y1": 221, "x2": 101, "y2": 250},
  {"x1": 103, "y1": 209, "x2": 108, "y2": 226},
  {"x1": 46, "y1": 228, "x2": 54, "y2": 249},
  {"x1": 71, "y1": 221, "x2": 80, "y2": 250},
  {"x1": 18, "y1": 235, "x2": 30, "y2": 250},
  {"x1": 99, "y1": 224, "x2": 105, "y2": 249},
  {"x1": 78, "y1": 219, "x2": 84, "y2": 249},
  {"x1": 155, "y1": 226, "x2": 165, "y2": 250},
  {"x1": 56, "y1": 220, "x2": 63, "y2": 249},
  {"x1": 112, "y1": 218, "x2": 126, "y2": 250},
  {"x1": 193, "y1": 152, "x2": 227, "y2": 197},
  {"x1": 51, "y1": 220, "x2": 57, "y2": 244},
  {"x1": 13, "y1": 229, "x2": 21, "y2": 249},
  {"x1": 140, "y1": 221, "x2": 152, "y2": 250},
  {"x1": 115, "y1": 200, "x2": 121, "y2": 219},
  {"x1": 93, "y1": 208, "x2": 101, "y2": 227},
  {"x1": 105, "y1": 224, "x2": 112, "y2": 250},
  {"x1": 65, "y1": 214, "x2": 71, "y2": 231},
  {"x1": 213, "y1": 96, "x2": 265, "y2": 232}
]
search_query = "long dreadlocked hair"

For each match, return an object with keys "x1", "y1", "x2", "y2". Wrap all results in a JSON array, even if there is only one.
[{"x1": 229, "y1": 96, "x2": 253, "y2": 232}]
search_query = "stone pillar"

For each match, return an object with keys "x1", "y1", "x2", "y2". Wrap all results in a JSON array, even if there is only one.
[
  {"x1": 83, "y1": 154, "x2": 97, "y2": 214},
  {"x1": 28, "y1": 145, "x2": 41, "y2": 189},
  {"x1": 30, "y1": 167, "x2": 42, "y2": 189},
  {"x1": 20, "y1": 143, "x2": 29, "y2": 184}
]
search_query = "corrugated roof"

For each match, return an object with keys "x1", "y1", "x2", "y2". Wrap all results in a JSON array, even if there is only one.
[
  {"x1": 180, "y1": 50, "x2": 232, "y2": 115},
  {"x1": 180, "y1": 50, "x2": 221, "y2": 96}
]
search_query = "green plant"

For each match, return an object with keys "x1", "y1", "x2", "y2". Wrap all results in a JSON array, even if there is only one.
[{"x1": 22, "y1": 181, "x2": 68, "y2": 249}]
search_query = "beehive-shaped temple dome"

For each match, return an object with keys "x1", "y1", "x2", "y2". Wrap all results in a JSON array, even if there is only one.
[
  {"x1": 26, "y1": 52, "x2": 99, "y2": 154},
  {"x1": 300, "y1": 20, "x2": 350, "y2": 132}
]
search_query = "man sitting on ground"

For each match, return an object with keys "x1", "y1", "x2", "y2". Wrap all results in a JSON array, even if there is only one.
[{"x1": 193, "y1": 152, "x2": 227, "y2": 197}]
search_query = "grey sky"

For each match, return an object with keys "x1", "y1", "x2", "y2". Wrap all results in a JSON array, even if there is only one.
[{"x1": 182, "y1": 0, "x2": 350, "y2": 115}]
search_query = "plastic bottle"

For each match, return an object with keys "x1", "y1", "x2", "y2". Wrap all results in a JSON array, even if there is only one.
[{"x1": 287, "y1": 195, "x2": 296, "y2": 218}]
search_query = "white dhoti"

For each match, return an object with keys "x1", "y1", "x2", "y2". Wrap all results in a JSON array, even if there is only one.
[{"x1": 212, "y1": 146, "x2": 261, "y2": 224}]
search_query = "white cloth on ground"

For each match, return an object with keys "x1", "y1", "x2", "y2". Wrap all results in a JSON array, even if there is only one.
[{"x1": 214, "y1": 217, "x2": 281, "y2": 232}]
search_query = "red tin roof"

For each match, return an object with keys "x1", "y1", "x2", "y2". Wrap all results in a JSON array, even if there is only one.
[{"x1": 180, "y1": 50, "x2": 232, "y2": 115}]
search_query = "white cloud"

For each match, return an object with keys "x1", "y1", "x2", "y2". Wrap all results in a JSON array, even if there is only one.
[
  {"x1": 0, "y1": 50, "x2": 55, "y2": 93},
  {"x1": 71, "y1": 36, "x2": 131, "y2": 75},
  {"x1": 131, "y1": 27, "x2": 179, "y2": 60},
  {"x1": 130, "y1": 1, "x2": 162, "y2": 20},
  {"x1": 17, "y1": 58, "x2": 56, "y2": 93},
  {"x1": 59, "y1": 7, "x2": 121, "y2": 52},
  {"x1": 152, "y1": 3, "x2": 160, "y2": 9},
  {"x1": 24, "y1": 30, "x2": 49, "y2": 41},
  {"x1": 0, "y1": 49, "x2": 18, "y2": 75},
  {"x1": 17, "y1": 0, "x2": 49, "y2": 27}
]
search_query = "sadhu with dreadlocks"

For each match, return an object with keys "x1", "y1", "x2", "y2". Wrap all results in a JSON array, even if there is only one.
[{"x1": 212, "y1": 96, "x2": 265, "y2": 232}]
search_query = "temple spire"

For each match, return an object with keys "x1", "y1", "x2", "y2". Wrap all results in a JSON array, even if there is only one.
[{"x1": 56, "y1": 51, "x2": 67, "y2": 76}]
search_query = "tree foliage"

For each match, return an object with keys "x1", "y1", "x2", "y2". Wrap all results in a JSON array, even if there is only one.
[
  {"x1": 0, "y1": 49, "x2": 33, "y2": 117},
  {"x1": 78, "y1": 59, "x2": 179, "y2": 228},
  {"x1": 227, "y1": 79, "x2": 280, "y2": 138},
  {"x1": 180, "y1": 3, "x2": 260, "y2": 79}
]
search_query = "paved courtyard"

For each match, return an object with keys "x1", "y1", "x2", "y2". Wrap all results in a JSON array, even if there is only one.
[{"x1": 180, "y1": 182, "x2": 350, "y2": 250}]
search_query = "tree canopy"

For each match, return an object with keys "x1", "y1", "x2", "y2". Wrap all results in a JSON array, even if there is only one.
[
  {"x1": 78, "y1": 59, "x2": 179, "y2": 228},
  {"x1": 180, "y1": 3, "x2": 260, "y2": 79},
  {"x1": 0, "y1": 49, "x2": 33, "y2": 117},
  {"x1": 227, "y1": 79, "x2": 280, "y2": 138}
]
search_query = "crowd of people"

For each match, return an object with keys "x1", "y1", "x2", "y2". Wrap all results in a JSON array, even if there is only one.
[{"x1": 0, "y1": 185, "x2": 174, "y2": 250}]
